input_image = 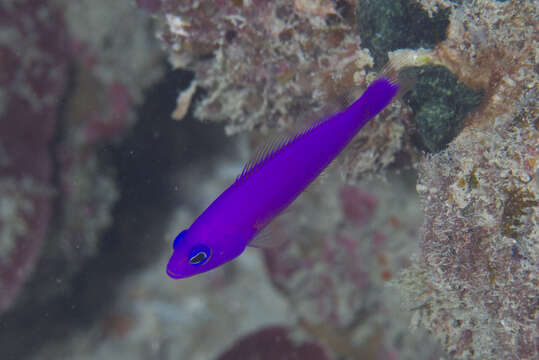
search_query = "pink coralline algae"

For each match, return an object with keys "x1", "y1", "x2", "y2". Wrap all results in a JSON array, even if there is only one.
[
  {"x1": 0, "y1": 0, "x2": 68, "y2": 312},
  {"x1": 264, "y1": 175, "x2": 442, "y2": 359},
  {"x1": 136, "y1": 0, "x2": 162, "y2": 13},
  {"x1": 339, "y1": 184, "x2": 378, "y2": 228},
  {"x1": 0, "y1": 0, "x2": 163, "y2": 312},
  {"x1": 28, "y1": 0, "x2": 163, "y2": 305},
  {"x1": 217, "y1": 326, "x2": 334, "y2": 360},
  {"x1": 46, "y1": 0, "x2": 162, "y2": 294}
]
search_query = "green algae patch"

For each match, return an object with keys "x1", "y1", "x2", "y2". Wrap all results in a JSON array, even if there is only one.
[
  {"x1": 402, "y1": 65, "x2": 483, "y2": 153},
  {"x1": 356, "y1": 0, "x2": 450, "y2": 67}
]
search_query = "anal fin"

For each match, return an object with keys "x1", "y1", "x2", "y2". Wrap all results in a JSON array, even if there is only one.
[{"x1": 248, "y1": 217, "x2": 289, "y2": 248}]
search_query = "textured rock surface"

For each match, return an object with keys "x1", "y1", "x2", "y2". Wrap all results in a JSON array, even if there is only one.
[
  {"x1": 153, "y1": 0, "x2": 416, "y2": 183},
  {"x1": 398, "y1": 1, "x2": 538, "y2": 358},
  {"x1": 399, "y1": 94, "x2": 538, "y2": 359}
]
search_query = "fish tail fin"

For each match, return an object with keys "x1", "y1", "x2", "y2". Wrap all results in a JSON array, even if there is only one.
[
  {"x1": 338, "y1": 58, "x2": 415, "y2": 111},
  {"x1": 380, "y1": 58, "x2": 416, "y2": 100}
]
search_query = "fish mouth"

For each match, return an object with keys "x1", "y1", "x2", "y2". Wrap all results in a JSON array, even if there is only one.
[{"x1": 166, "y1": 267, "x2": 182, "y2": 279}]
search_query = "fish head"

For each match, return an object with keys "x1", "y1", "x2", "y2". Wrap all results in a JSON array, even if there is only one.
[{"x1": 166, "y1": 225, "x2": 246, "y2": 279}]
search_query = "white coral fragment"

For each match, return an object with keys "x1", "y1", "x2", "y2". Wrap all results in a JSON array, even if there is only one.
[{"x1": 166, "y1": 14, "x2": 191, "y2": 37}]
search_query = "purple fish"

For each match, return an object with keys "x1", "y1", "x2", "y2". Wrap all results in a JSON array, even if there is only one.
[{"x1": 167, "y1": 76, "x2": 400, "y2": 279}]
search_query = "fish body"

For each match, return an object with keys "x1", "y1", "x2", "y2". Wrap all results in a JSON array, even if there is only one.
[{"x1": 167, "y1": 76, "x2": 400, "y2": 279}]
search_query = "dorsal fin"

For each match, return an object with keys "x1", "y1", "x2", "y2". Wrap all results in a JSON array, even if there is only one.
[{"x1": 234, "y1": 115, "x2": 332, "y2": 184}]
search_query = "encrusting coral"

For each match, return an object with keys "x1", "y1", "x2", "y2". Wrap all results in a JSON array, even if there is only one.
[
  {"x1": 395, "y1": 1, "x2": 538, "y2": 358},
  {"x1": 399, "y1": 93, "x2": 537, "y2": 359}
]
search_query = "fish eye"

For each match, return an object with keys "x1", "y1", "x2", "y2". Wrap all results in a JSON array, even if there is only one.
[
  {"x1": 173, "y1": 229, "x2": 188, "y2": 249},
  {"x1": 189, "y1": 252, "x2": 207, "y2": 265},
  {"x1": 188, "y1": 244, "x2": 211, "y2": 266}
]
